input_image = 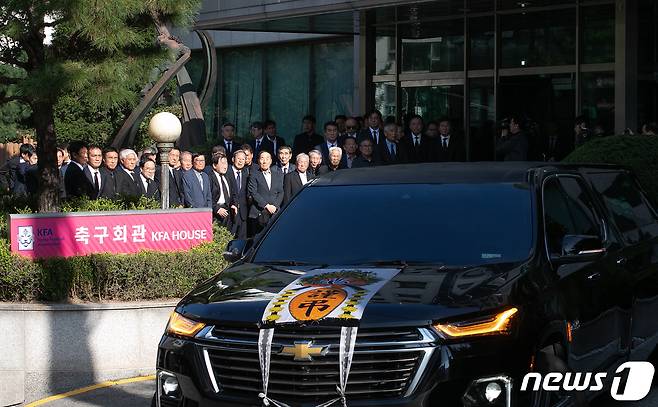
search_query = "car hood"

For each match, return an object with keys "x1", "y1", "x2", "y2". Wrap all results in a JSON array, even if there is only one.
[{"x1": 177, "y1": 262, "x2": 526, "y2": 328}]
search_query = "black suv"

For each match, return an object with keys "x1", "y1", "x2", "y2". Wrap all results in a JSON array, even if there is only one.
[{"x1": 155, "y1": 163, "x2": 658, "y2": 407}]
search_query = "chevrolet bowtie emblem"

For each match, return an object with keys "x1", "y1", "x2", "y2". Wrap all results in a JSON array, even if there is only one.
[{"x1": 280, "y1": 341, "x2": 328, "y2": 361}]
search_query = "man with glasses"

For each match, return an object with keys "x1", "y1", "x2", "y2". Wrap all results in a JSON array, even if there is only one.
[
  {"x1": 352, "y1": 139, "x2": 379, "y2": 168},
  {"x1": 182, "y1": 153, "x2": 212, "y2": 208},
  {"x1": 338, "y1": 117, "x2": 360, "y2": 146}
]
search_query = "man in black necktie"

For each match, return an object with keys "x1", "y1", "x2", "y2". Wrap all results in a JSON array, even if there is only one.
[
  {"x1": 315, "y1": 121, "x2": 346, "y2": 167},
  {"x1": 379, "y1": 123, "x2": 408, "y2": 165},
  {"x1": 276, "y1": 146, "x2": 296, "y2": 175},
  {"x1": 432, "y1": 117, "x2": 466, "y2": 162},
  {"x1": 85, "y1": 145, "x2": 108, "y2": 199},
  {"x1": 248, "y1": 121, "x2": 274, "y2": 158},
  {"x1": 65, "y1": 140, "x2": 96, "y2": 199},
  {"x1": 264, "y1": 120, "x2": 286, "y2": 165},
  {"x1": 114, "y1": 148, "x2": 143, "y2": 198},
  {"x1": 138, "y1": 157, "x2": 160, "y2": 200},
  {"x1": 210, "y1": 154, "x2": 237, "y2": 229},
  {"x1": 247, "y1": 151, "x2": 284, "y2": 236},
  {"x1": 358, "y1": 109, "x2": 384, "y2": 147},
  {"x1": 99, "y1": 147, "x2": 119, "y2": 199},
  {"x1": 283, "y1": 153, "x2": 310, "y2": 206},
  {"x1": 224, "y1": 150, "x2": 249, "y2": 238},
  {"x1": 219, "y1": 122, "x2": 241, "y2": 157},
  {"x1": 400, "y1": 114, "x2": 430, "y2": 163}
]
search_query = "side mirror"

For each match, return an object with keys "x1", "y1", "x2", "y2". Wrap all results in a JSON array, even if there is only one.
[
  {"x1": 551, "y1": 235, "x2": 606, "y2": 264},
  {"x1": 223, "y1": 239, "x2": 251, "y2": 263}
]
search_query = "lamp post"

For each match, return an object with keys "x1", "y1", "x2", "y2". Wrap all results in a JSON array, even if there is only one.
[{"x1": 148, "y1": 112, "x2": 182, "y2": 209}]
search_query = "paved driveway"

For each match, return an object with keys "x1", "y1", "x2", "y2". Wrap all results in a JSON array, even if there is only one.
[{"x1": 41, "y1": 379, "x2": 657, "y2": 406}]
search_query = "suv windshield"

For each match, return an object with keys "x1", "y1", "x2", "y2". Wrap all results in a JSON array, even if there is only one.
[{"x1": 253, "y1": 183, "x2": 534, "y2": 266}]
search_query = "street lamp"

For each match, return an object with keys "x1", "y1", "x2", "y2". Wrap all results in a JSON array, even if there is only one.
[{"x1": 148, "y1": 111, "x2": 182, "y2": 209}]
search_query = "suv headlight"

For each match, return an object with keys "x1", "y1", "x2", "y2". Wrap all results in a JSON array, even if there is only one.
[
  {"x1": 433, "y1": 307, "x2": 518, "y2": 339},
  {"x1": 166, "y1": 311, "x2": 206, "y2": 337}
]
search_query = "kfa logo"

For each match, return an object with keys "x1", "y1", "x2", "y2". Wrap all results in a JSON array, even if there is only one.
[
  {"x1": 17, "y1": 226, "x2": 34, "y2": 251},
  {"x1": 521, "y1": 362, "x2": 655, "y2": 401}
]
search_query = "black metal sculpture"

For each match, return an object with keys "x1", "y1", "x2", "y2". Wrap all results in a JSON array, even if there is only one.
[{"x1": 111, "y1": 26, "x2": 217, "y2": 151}]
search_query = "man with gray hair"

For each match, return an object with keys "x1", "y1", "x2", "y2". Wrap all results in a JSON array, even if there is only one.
[
  {"x1": 327, "y1": 146, "x2": 345, "y2": 172},
  {"x1": 379, "y1": 123, "x2": 408, "y2": 165},
  {"x1": 114, "y1": 148, "x2": 142, "y2": 198},
  {"x1": 308, "y1": 149, "x2": 328, "y2": 178},
  {"x1": 180, "y1": 151, "x2": 193, "y2": 171},
  {"x1": 283, "y1": 153, "x2": 310, "y2": 206}
]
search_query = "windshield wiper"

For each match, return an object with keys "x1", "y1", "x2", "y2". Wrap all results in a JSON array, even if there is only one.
[{"x1": 351, "y1": 260, "x2": 445, "y2": 267}]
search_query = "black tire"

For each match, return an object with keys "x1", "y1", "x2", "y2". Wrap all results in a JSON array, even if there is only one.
[{"x1": 530, "y1": 342, "x2": 588, "y2": 407}]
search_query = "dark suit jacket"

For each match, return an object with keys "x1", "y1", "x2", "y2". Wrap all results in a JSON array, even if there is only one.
[
  {"x1": 432, "y1": 134, "x2": 467, "y2": 162},
  {"x1": 182, "y1": 169, "x2": 212, "y2": 208},
  {"x1": 84, "y1": 166, "x2": 110, "y2": 199},
  {"x1": 357, "y1": 127, "x2": 384, "y2": 147},
  {"x1": 351, "y1": 156, "x2": 379, "y2": 168},
  {"x1": 154, "y1": 166, "x2": 185, "y2": 207},
  {"x1": 309, "y1": 165, "x2": 329, "y2": 178},
  {"x1": 65, "y1": 162, "x2": 95, "y2": 199},
  {"x1": 220, "y1": 138, "x2": 243, "y2": 158},
  {"x1": 283, "y1": 170, "x2": 308, "y2": 206},
  {"x1": 401, "y1": 132, "x2": 432, "y2": 163},
  {"x1": 315, "y1": 142, "x2": 347, "y2": 168},
  {"x1": 225, "y1": 166, "x2": 249, "y2": 222},
  {"x1": 98, "y1": 167, "x2": 117, "y2": 199},
  {"x1": 379, "y1": 140, "x2": 409, "y2": 165},
  {"x1": 276, "y1": 163, "x2": 296, "y2": 175},
  {"x1": 114, "y1": 167, "x2": 143, "y2": 198},
  {"x1": 248, "y1": 137, "x2": 275, "y2": 158},
  {"x1": 2, "y1": 156, "x2": 29, "y2": 195},
  {"x1": 265, "y1": 135, "x2": 286, "y2": 162},
  {"x1": 138, "y1": 175, "x2": 160, "y2": 201},
  {"x1": 248, "y1": 168, "x2": 284, "y2": 218},
  {"x1": 210, "y1": 170, "x2": 236, "y2": 228},
  {"x1": 292, "y1": 132, "x2": 323, "y2": 157}
]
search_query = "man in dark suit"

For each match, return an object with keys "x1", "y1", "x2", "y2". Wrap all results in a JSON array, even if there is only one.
[
  {"x1": 182, "y1": 153, "x2": 212, "y2": 208},
  {"x1": 308, "y1": 149, "x2": 328, "y2": 178},
  {"x1": 352, "y1": 139, "x2": 379, "y2": 168},
  {"x1": 98, "y1": 147, "x2": 119, "y2": 199},
  {"x1": 218, "y1": 123, "x2": 242, "y2": 158},
  {"x1": 154, "y1": 148, "x2": 184, "y2": 206},
  {"x1": 358, "y1": 110, "x2": 384, "y2": 148},
  {"x1": 248, "y1": 151, "x2": 284, "y2": 235},
  {"x1": 401, "y1": 114, "x2": 432, "y2": 163},
  {"x1": 379, "y1": 124, "x2": 409, "y2": 165},
  {"x1": 276, "y1": 146, "x2": 296, "y2": 175},
  {"x1": 247, "y1": 121, "x2": 274, "y2": 158},
  {"x1": 225, "y1": 149, "x2": 249, "y2": 238},
  {"x1": 65, "y1": 141, "x2": 96, "y2": 199},
  {"x1": 327, "y1": 147, "x2": 346, "y2": 172},
  {"x1": 292, "y1": 115, "x2": 323, "y2": 157},
  {"x1": 432, "y1": 118, "x2": 466, "y2": 162},
  {"x1": 137, "y1": 157, "x2": 160, "y2": 200},
  {"x1": 314, "y1": 121, "x2": 347, "y2": 168},
  {"x1": 210, "y1": 154, "x2": 237, "y2": 229},
  {"x1": 338, "y1": 117, "x2": 360, "y2": 146},
  {"x1": 1, "y1": 143, "x2": 35, "y2": 196},
  {"x1": 264, "y1": 120, "x2": 286, "y2": 164},
  {"x1": 283, "y1": 153, "x2": 310, "y2": 206},
  {"x1": 84, "y1": 145, "x2": 111, "y2": 200},
  {"x1": 114, "y1": 148, "x2": 143, "y2": 198}
]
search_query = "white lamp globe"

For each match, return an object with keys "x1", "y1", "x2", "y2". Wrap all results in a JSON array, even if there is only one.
[{"x1": 148, "y1": 111, "x2": 182, "y2": 143}]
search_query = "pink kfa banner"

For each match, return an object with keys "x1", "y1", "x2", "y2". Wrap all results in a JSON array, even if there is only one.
[{"x1": 9, "y1": 208, "x2": 213, "y2": 259}]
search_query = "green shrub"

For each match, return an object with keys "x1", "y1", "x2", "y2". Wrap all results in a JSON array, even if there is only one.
[
  {"x1": 0, "y1": 225, "x2": 234, "y2": 302},
  {"x1": 563, "y1": 135, "x2": 658, "y2": 204}
]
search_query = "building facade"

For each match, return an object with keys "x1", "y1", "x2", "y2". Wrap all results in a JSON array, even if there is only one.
[{"x1": 187, "y1": 0, "x2": 657, "y2": 160}]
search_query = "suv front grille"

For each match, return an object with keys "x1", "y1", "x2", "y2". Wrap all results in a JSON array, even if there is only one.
[{"x1": 198, "y1": 325, "x2": 436, "y2": 403}]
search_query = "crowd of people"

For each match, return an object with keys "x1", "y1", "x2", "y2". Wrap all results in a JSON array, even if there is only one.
[{"x1": 1, "y1": 109, "x2": 656, "y2": 239}]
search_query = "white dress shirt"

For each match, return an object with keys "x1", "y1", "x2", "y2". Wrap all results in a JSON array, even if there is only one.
[
  {"x1": 263, "y1": 169, "x2": 272, "y2": 189},
  {"x1": 214, "y1": 171, "x2": 230, "y2": 205},
  {"x1": 139, "y1": 174, "x2": 149, "y2": 193},
  {"x1": 299, "y1": 171, "x2": 308, "y2": 185}
]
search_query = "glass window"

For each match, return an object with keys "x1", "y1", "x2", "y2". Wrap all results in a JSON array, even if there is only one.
[
  {"x1": 375, "y1": 33, "x2": 396, "y2": 75},
  {"x1": 313, "y1": 42, "x2": 354, "y2": 131},
  {"x1": 469, "y1": 17, "x2": 494, "y2": 70},
  {"x1": 254, "y1": 183, "x2": 534, "y2": 266},
  {"x1": 467, "y1": 0, "x2": 494, "y2": 13},
  {"x1": 401, "y1": 84, "x2": 464, "y2": 128},
  {"x1": 266, "y1": 45, "x2": 310, "y2": 144},
  {"x1": 501, "y1": 9, "x2": 576, "y2": 68},
  {"x1": 589, "y1": 171, "x2": 658, "y2": 244},
  {"x1": 222, "y1": 48, "x2": 263, "y2": 138},
  {"x1": 374, "y1": 82, "x2": 397, "y2": 118},
  {"x1": 581, "y1": 72, "x2": 615, "y2": 136},
  {"x1": 498, "y1": 0, "x2": 575, "y2": 9},
  {"x1": 469, "y1": 78, "x2": 495, "y2": 161},
  {"x1": 401, "y1": 19, "x2": 464, "y2": 72},
  {"x1": 581, "y1": 5, "x2": 615, "y2": 64},
  {"x1": 397, "y1": 2, "x2": 466, "y2": 20},
  {"x1": 543, "y1": 177, "x2": 599, "y2": 255}
]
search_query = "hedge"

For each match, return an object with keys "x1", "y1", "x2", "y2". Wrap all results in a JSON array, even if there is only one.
[
  {"x1": 0, "y1": 194, "x2": 233, "y2": 302},
  {"x1": 563, "y1": 135, "x2": 658, "y2": 205}
]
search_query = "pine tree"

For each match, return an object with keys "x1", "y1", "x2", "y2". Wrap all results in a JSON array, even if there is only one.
[{"x1": 0, "y1": 0, "x2": 200, "y2": 211}]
